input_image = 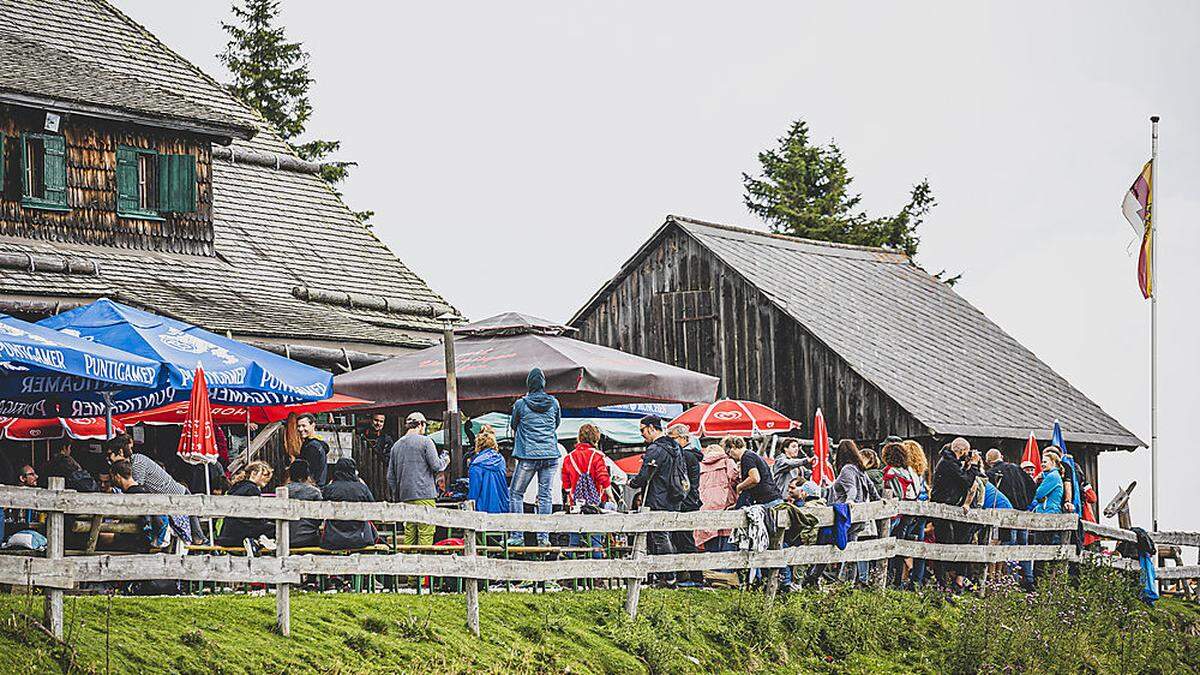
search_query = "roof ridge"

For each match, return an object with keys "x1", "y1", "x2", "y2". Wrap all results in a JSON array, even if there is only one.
[
  {"x1": 668, "y1": 214, "x2": 910, "y2": 257},
  {"x1": 89, "y1": 0, "x2": 259, "y2": 134}
]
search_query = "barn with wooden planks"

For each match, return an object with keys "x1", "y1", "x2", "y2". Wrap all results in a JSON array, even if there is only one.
[{"x1": 569, "y1": 215, "x2": 1143, "y2": 498}]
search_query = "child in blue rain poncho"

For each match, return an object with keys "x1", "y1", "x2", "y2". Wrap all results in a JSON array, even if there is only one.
[{"x1": 468, "y1": 430, "x2": 510, "y2": 514}]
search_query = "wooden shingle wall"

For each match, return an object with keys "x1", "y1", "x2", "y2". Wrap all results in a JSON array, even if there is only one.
[{"x1": 0, "y1": 104, "x2": 213, "y2": 256}]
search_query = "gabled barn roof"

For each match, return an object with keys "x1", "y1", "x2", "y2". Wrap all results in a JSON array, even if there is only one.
[
  {"x1": 0, "y1": 0, "x2": 453, "y2": 350},
  {"x1": 575, "y1": 215, "x2": 1142, "y2": 449}
]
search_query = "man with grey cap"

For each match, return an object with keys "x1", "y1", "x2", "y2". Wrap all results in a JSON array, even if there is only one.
[{"x1": 386, "y1": 411, "x2": 449, "y2": 547}]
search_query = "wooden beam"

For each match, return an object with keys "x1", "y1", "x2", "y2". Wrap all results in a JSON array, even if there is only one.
[
  {"x1": 275, "y1": 487, "x2": 291, "y2": 637},
  {"x1": 625, "y1": 508, "x2": 649, "y2": 620},
  {"x1": 463, "y1": 501, "x2": 480, "y2": 637},
  {"x1": 43, "y1": 477, "x2": 65, "y2": 640}
]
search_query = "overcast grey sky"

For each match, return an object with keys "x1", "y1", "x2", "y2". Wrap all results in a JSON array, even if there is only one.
[{"x1": 114, "y1": 0, "x2": 1199, "y2": 531}]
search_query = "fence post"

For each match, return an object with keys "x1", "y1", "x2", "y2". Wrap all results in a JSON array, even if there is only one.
[
  {"x1": 764, "y1": 510, "x2": 786, "y2": 603},
  {"x1": 43, "y1": 476, "x2": 65, "y2": 640},
  {"x1": 624, "y1": 507, "x2": 649, "y2": 620},
  {"x1": 275, "y1": 486, "x2": 290, "y2": 637},
  {"x1": 462, "y1": 501, "x2": 480, "y2": 637},
  {"x1": 979, "y1": 523, "x2": 992, "y2": 597}
]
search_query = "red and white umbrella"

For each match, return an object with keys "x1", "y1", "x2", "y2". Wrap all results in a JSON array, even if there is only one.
[
  {"x1": 177, "y1": 366, "x2": 218, "y2": 466},
  {"x1": 668, "y1": 399, "x2": 799, "y2": 438},
  {"x1": 120, "y1": 393, "x2": 371, "y2": 427},
  {"x1": 0, "y1": 416, "x2": 126, "y2": 441},
  {"x1": 811, "y1": 408, "x2": 835, "y2": 486},
  {"x1": 1021, "y1": 431, "x2": 1042, "y2": 479}
]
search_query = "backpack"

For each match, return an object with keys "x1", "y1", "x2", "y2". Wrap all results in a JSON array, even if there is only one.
[
  {"x1": 567, "y1": 450, "x2": 604, "y2": 507},
  {"x1": 663, "y1": 446, "x2": 691, "y2": 503}
]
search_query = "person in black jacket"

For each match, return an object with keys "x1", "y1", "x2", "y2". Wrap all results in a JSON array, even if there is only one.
[
  {"x1": 215, "y1": 461, "x2": 275, "y2": 550},
  {"x1": 929, "y1": 438, "x2": 983, "y2": 588},
  {"x1": 629, "y1": 416, "x2": 683, "y2": 582},
  {"x1": 667, "y1": 423, "x2": 704, "y2": 584},
  {"x1": 320, "y1": 458, "x2": 377, "y2": 550},
  {"x1": 296, "y1": 413, "x2": 330, "y2": 486}
]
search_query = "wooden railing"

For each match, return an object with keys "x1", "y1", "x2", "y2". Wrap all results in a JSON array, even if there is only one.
[{"x1": 0, "y1": 480, "x2": 1195, "y2": 639}]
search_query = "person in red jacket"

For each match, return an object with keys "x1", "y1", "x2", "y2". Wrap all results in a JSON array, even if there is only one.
[
  {"x1": 562, "y1": 424, "x2": 612, "y2": 508},
  {"x1": 561, "y1": 424, "x2": 612, "y2": 558}
]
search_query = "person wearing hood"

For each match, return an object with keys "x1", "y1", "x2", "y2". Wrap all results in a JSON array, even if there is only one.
[
  {"x1": 695, "y1": 443, "x2": 739, "y2": 552},
  {"x1": 507, "y1": 367, "x2": 562, "y2": 546},
  {"x1": 467, "y1": 432, "x2": 510, "y2": 514},
  {"x1": 320, "y1": 458, "x2": 377, "y2": 550}
]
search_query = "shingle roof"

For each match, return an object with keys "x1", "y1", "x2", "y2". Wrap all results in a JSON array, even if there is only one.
[
  {"x1": 0, "y1": 0, "x2": 454, "y2": 349},
  {"x1": 671, "y1": 215, "x2": 1142, "y2": 449},
  {"x1": 0, "y1": 33, "x2": 250, "y2": 137}
]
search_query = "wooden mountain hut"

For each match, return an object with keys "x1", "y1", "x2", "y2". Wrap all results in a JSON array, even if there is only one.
[
  {"x1": 569, "y1": 215, "x2": 1143, "y2": 499},
  {"x1": 0, "y1": 0, "x2": 456, "y2": 497}
]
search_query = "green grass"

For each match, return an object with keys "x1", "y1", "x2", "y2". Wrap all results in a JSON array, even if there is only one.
[{"x1": 1, "y1": 567, "x2": 1197, "y2": 674}]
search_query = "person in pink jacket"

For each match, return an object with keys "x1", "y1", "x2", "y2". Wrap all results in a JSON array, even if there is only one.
[{"x1": 694, "y1": 443, "x2": 739, "y2": 551}]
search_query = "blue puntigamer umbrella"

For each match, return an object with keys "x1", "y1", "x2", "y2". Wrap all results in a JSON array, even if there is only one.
[
  {"x1": 38, "y1": 299, "x2": 333, "y2": 416},
  {"x1": 0, "y1": 312, "x2": 165, "y2": 418}
]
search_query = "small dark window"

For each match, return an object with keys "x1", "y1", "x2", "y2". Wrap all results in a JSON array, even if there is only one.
[
  {"x1": 24, "y1": 137, "x2": 45, "y2": 199},
  {"x1": 137, "y1": 152, "x2": 157, "y2": 211}
]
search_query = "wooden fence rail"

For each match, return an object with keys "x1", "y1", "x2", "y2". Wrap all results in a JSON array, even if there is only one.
[{"x1": 0, "y1": 484, "x2": 1194, "y2": 639}]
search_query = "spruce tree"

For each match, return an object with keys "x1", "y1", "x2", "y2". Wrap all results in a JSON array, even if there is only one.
[
  {"x1": 220, "y1": 0, "x2": 371, "y2": 222},
  {"x1": 743, "y1": 119, "x2": 936, "y2": 260}
]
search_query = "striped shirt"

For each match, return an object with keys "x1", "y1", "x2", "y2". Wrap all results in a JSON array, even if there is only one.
[{"x1": 130, "y1": 454, "x2": 188, "y2": 496}]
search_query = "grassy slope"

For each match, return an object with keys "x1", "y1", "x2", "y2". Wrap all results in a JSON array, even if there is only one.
[{"x1": 1, "y1": 579, "x2": 1198, "y2": 674}]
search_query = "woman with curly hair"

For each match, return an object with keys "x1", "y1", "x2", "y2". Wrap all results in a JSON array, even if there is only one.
[{"x1": 900, "y1": 440, "x2": 931, "y2": 587}]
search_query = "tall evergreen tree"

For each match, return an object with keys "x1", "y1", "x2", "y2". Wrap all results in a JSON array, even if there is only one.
[
  {"x1": 219, "y1": 0, "x2": 372, "y2": 222},
  {"x1": 743, "y1": 119, "x2": 935, "y2": 260}
]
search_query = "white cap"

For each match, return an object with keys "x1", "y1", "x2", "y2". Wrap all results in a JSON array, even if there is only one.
[{"x1": 405, "y1": 411, "x2": 428, "y2": 426}]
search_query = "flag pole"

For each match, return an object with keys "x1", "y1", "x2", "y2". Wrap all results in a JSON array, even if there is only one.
[{"x1": 1149, "y1": 115, "x2": 1160, "y2": 532}]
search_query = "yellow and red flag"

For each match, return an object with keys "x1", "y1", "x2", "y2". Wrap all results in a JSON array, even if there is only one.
[{"x1": 1122, "y1": 161, "x2": 1153, "y2": 298}]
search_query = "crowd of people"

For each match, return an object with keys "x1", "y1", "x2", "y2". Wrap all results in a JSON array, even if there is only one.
[{"x1": 1, "y1": 365, "x2": 1095, "y2": 596}]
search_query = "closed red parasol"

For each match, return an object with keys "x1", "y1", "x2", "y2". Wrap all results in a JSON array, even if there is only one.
[
  {"x1": 1021, "y1": 432, "x2": 1042, "y2": 479},
  {"x1": 668, "y1": 399, "x2": 799, "y2": 438},
  {"x1": 177, "y1": 366, "x2": 218, "y2": 466},
  {"x1": 811, "y1": 408, "x2": 835, "y2": 486}
]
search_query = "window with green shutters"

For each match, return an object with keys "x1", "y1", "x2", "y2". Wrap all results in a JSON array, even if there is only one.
[
  {"x1": 21, "y1": 132, "x2": 68, "y2": 211},
  {"x1": 116, "y1": 145, "x2": 160, "y2": 218},
  {"x1": 117, "y1": 146, "x2": 196, "y2": 217}
]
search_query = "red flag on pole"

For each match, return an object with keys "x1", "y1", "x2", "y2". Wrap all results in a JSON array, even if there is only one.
[
  {"x1": 1021, "y1": 431, "x2": 1042, "y2": 479},
  {"x1": 177, "y1": 365, "x2": 218, "y2": 465},
  {"x1": 811, "y1": 408, "x2": 835, "y2": 486}
]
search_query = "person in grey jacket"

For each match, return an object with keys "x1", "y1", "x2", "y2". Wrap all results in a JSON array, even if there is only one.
[
  {"x1": 507, "y1": 368, "x2": 562, "y2": 546},
  {"x1": 387, "y1": 412, "x2": 448, "y2": 546},
  {"x1": 283, "y1": 460, "x2": 323, "y2": 548},
  {"x1": 771, "y1": 438, "x2": 813, "y2": 493}
]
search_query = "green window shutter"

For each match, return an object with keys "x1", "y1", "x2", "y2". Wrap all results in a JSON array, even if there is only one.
[
  {"x1": 116, "y1": 146, "x2": 139, "y2": 215},
  {"x1": 158, "y1": 153, "x2": 196, "y2": 212},
  {"x1": 41, "y1": 135, "x2": 67, "y2": 207}
]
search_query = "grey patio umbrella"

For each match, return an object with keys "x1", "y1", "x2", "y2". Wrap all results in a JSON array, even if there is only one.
[{"x1": 333, "y1": 313, "x2": 719, "y2": 415}]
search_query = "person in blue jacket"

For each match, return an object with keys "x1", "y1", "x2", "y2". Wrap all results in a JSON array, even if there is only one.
[
  {"x1": 508, "y1": 367, "x2": 562, "y2": 546},
  {"x1": 468, "y1": 431, "x2": 510, "y2": 515},
  {"x1": 1030, "y1": 452, "x2": 1065, "y2": 579}
]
